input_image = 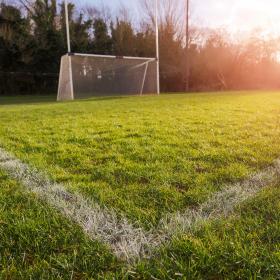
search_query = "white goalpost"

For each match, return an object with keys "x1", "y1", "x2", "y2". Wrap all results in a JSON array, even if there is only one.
[{"x1": 57, "y1": 0, "x2": 160, "y2": 101}]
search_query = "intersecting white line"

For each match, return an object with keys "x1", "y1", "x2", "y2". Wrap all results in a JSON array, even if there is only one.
[{"x1": 0, "y1": 147, "x2": 279, "y2": 262}]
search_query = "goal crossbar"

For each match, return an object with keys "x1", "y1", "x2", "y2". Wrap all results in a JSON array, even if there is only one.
[{"x1": 73, "y1": 53, "x2": 156, "y2": 62}]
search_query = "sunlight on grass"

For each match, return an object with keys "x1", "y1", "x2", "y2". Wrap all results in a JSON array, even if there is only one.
[{"x1": 1, "y1": 91, "x2": 280, "y2": 227}]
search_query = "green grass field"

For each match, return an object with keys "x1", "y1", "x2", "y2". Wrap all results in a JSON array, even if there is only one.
[
  {"x1": 0, "y1": 170, "x2": 120, "y2": 279},
  {"x1": 1, "y1": 91, "x2": 280, "y2": 278}
]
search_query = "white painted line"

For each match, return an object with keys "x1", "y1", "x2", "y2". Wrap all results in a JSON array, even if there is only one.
[
  {"x1": 0, "y1": 147, "x2": 279, "y2": 262},
  {"x1": 160, "y1": 161, "x2": 280, "y2": 235},
  {"x1": 0, "y1": 148, "x2": 159, "y2": 261}
]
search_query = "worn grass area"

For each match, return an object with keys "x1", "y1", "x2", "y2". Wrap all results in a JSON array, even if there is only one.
[
  {"x1": 1, "y1": 92, "x2": 280, "y2": 228},
  {"x1": 0, "y1": 170, "x2": 120, "y2": 279}
]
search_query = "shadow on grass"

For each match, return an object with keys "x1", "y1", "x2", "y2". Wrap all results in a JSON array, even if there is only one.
[
  {"x1": 0, "y1": 94, "x2": 130, "y2": 106},
  {"x1": 0, "y1": 95, "x2": 57, "y2": 106},
  {"x1": 76, "y1": 95, "x2": 128, "y2": 102}
]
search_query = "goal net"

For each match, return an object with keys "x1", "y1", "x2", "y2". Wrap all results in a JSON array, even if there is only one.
[{"x1": 57, "y1": 53, "x2": 157, "y2": 101}]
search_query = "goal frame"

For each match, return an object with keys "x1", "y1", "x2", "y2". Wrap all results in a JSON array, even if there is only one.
[{"x1": 58, "y1": 0, "x2": 160, "y2": 101}]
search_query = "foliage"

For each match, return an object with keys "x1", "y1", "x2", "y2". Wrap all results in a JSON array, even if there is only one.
[{"x1": 92, "y1": 18, "x2": 112, "y2": 55}]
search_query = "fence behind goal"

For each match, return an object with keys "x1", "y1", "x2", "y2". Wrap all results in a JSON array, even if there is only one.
[{"x1": 57, "y1": 54, "x2": 157, "y2": 100}]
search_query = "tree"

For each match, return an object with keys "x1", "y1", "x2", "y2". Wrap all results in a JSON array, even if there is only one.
[
  {"x1": 111, "y1": 19, "x2": 137, "y2": 56},
  {"x1": 25, "y1": 0, "x2": 63, "y2": 72},
  {"x1": 0, "y1": 3, "x2": 31, "y2": 70},
  {"x1": 92, "y1": 18, "x2": 112, "y2": 55}
]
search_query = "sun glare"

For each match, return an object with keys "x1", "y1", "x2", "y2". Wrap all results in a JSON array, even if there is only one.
[{"x1": 196, "y1": 0, "x2": 280, "y2": 36}]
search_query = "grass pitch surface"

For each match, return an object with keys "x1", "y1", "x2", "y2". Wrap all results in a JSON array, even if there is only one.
[
  {"x1": 0, "y1": 170, "x2": 120, "y2": 279},
  {"x1": 1, "y1": 91, "x2": 280, "y2": 278},
  {"x1": 1, "y1": 170, "x2": 280, "y2": 279},
  {"x1": 1, "y1": 92, "x2": 280, "y2": 227}
]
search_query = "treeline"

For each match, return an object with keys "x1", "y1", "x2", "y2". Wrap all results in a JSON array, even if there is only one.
[{"x1": 1, "y1": 0, "x2": 280, "y2": 95}]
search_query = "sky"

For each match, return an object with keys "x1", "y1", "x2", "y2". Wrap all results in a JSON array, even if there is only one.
[{"x1": 74, "y1": 0, "x2": 280, "y2": 36}]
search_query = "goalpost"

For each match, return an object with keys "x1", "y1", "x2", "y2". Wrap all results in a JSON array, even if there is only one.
[{"x1": 57, "y1": 0, "x2": 160, "y2": 101}]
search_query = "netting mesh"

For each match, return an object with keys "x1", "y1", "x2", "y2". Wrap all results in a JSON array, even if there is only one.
[{"x1": 57, "y1": 54, "x2": 157, "y2": 100}]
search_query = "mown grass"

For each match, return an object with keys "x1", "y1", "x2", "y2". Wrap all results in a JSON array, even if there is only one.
[
  {"x1": 0, "y1": 170, "x2": 120, "y2": 279},
  {"x1": 1, "y1": 92, "x2": 280, "y2": 227},
  {"x1": 134, "y1": 184, "x2": 280, "y2": 279},
  {"x1": 1, "y1": 165, "x2": 280, "y2": 279},
  {"x1": 1, "y1": 91, "x2": 280, "y2": 278}
]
